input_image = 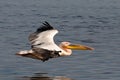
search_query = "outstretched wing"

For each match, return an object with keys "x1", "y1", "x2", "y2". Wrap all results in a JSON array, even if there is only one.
[
  {"x1": 18, "y1": 47, "x2": 60, "y2": 62},
  {"x1": 28, "y1": 21, "x2": 59, "y2": 50}
]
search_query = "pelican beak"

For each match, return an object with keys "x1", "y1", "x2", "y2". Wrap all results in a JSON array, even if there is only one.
[{"x1": 65, "y1": 44, "x2": 94, "y2": 50}]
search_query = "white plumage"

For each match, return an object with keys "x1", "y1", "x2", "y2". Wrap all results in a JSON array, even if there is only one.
[{"x1": 31, "y1": 30, "x2": 59, "y2": 50}]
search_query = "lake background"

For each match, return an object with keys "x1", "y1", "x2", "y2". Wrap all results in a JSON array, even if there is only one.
[{"x1": 0, "y1": 0, "x2": 120, "y2": 80}]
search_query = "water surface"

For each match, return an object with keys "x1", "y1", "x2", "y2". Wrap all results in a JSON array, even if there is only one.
[{"x1": 0, "y1": 0, "x2": 120, "y2": 80}]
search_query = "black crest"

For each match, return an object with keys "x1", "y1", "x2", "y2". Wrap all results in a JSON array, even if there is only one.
[{"x1": 36, "y1": 21, "x2": 54, "y2": 33}]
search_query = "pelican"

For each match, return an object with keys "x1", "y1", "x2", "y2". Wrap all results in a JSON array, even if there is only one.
[{"x1": 16, "y1": 21, "x2": 94, "y2": 62}]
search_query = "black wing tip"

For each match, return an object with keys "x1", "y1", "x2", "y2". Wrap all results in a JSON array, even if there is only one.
[{"x1": 36, "y1": 21, "x2": 54, "y2": 33}]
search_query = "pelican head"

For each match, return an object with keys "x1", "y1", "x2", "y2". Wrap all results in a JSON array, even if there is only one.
[{"x1": 59, "y1": 41, "x2": 94, "y2": 56}]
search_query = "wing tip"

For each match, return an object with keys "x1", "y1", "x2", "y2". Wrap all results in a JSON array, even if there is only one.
[{"x1": 36, "y1": 21, "x2": 54, "y2": 33}]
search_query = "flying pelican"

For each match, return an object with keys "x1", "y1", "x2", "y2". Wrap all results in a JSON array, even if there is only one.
[{"x1": 16, "y1": 21, "x2": 94, "y2": 62}]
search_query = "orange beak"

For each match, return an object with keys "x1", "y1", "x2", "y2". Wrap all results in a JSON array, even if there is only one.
[{"x1": 65, "y1": 44, "x2": 94, "y2": 50}]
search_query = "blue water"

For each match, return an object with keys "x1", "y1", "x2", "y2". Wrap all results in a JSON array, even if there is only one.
[{"x1": 0, "y1": 0, "x2": 120, "y2": 80}]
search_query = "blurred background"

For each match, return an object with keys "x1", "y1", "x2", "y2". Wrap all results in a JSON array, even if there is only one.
[{"x1": 0, "y1": 0, "x2": 120, "y2": 80}]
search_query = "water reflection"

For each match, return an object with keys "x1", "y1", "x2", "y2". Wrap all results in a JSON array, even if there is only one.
[{"x1": 18, "y1": 73, "x2": 73, "y2": 80}]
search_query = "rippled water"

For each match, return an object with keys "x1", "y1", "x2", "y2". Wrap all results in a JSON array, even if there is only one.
[{"x1": 0, "y1": 0, "x2": 120, "y2": 80}]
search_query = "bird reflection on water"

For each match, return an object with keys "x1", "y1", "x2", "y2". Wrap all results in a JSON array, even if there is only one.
[{"x1": 18, "y1": 73, "x2": 73, "y2": 80}]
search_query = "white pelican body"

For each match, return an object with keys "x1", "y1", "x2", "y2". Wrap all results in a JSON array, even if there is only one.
[{"x1": 16, "y1": 22, "x2": 94, "y2": 62}]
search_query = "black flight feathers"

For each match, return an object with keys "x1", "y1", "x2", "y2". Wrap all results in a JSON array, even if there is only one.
[
  {"x1": 28, "y1": 21, "x2": 54, "y2": 42},
  {"x1": 36, "y1": 21, "x2": 54, "y2": 33}
]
